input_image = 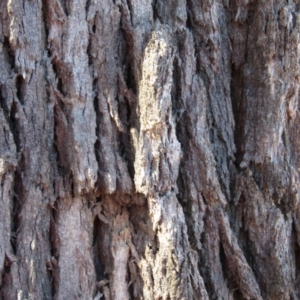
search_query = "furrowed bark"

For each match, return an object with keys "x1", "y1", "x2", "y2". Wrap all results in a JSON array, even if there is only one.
[{"x1": 0, "y1": 1, "x2": 300, "y2": 300}]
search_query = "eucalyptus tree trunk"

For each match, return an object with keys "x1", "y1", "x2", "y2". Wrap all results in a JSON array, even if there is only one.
[{"x1": 0, "y1": 0, "x2": 300, "y2": 299}]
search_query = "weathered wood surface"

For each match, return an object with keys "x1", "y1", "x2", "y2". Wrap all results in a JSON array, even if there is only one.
[{"x1": 0, "y1": 0, "x2": 300, "y2": 299}]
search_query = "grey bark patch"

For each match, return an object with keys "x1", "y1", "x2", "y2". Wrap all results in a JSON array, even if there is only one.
[{"x1": 0, "y1": 0, "x2": 300, "y2": 299}]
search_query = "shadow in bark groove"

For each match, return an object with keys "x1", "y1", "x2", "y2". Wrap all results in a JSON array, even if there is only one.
[
  {"x1": 15, "y1": 75, "x2": 26, "y2": 105},
  {"x1": 292, "y1": 221, "x2": 300, "y2": 298},
  {"x1": 219, "y1": 241, "x2": 245, "y2": 300},
  {"x1": 0, "y1": 90, "x2": 21, "y2": 153},
  {"x1": 47, "y1": 199, "x2": 60, "y2": 298},
  {"x1": 10, "y1": 167, "x2": 26, "y2": 255},
  {"x1": 53, "y1": 102, "x2": 74, "y2": 196},
  {"x1": 230, "y1": 65, "x2": 246, "y2": 168},
  {"x1": 93, "y1": 216, "x2": 106, "y2": 283}
]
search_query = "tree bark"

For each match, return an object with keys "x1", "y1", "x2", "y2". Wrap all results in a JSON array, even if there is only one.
[{"x1": 0, "y1": 0, "x2": 300, "y2": 299}]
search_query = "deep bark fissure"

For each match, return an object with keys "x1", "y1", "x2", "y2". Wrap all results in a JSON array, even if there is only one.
[
  {"x1": 10, "y1": 171, "x2": 24, "y2": 255},
  {"x1": 151, "y1": 0, "x2": 161, "y2": 24},
  {"x1": 95, "y1": 213, "x2": 113, "y2": 298},
  {"x1": 119, "y1": 9, "x2": 138, "y2": 96},
  {"x1": 292, "y1": 221, "x2": 300, "y2": 298},
  {"x1": 47, "y1": 200, "x2": 59, "y2": 298},
  {"x1": 1, "y1": 1, "x2": 300, "y2": 299},
  {"x1": 9, "y1": 196, "x2": 19, "y2": 255},
  {"x1": 92, "y1": 216, "x2": 106, "y2": 283},
  {"x1": 14, "y1": 75, "x2": 26, "y2": 105},
  {"x1": 0, "y1": 93, "x2": 20, "y2": 154},
  {"x1": 53, "y1": 104, "x2": 69, "y2": 177},
  {"x1": 92, "y1": 77, "x2": 102, "y2": 193},
  {"x1": 85, "y1": 0, "x2": 91, "y2": 19},
  {"x1": 219, "y1": 241, "x2": 237, "y2": 298},
  {"x1": 231, "y1": 65, "x2": 245, "y2": 169}
]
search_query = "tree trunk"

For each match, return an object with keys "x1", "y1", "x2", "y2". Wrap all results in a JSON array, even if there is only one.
[{"x1": 1, "y1": 0, "x2": 300, "y2": 299}]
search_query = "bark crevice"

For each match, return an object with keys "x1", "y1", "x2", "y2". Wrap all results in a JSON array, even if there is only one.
[{"x1": 1, "y1": 1, "x2": 300, "y2": 299}]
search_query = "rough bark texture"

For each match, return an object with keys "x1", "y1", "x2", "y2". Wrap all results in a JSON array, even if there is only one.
[{"x1": 1, "y1": 0, "x2": 300, "y2": 299}]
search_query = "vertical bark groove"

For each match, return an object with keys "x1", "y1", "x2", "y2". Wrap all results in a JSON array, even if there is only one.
[{"x1": 1, "y1": 0, "x2": 300, "y2": 299}]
